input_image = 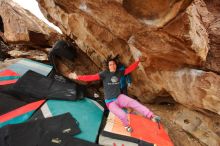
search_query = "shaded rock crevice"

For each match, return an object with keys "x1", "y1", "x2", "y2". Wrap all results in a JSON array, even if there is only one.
[{"x1": 0, "y1": 15, "x2": 4, "y2": 33}]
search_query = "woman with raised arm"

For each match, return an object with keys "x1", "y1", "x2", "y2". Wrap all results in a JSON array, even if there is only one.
[{"x1": 69, "y1": 56, "x2": 160, "y2": 132}]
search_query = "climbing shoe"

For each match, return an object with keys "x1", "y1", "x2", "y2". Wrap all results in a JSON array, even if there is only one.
[{"x1": 151, "y1": 115, "x2": 161, "y2": 122}]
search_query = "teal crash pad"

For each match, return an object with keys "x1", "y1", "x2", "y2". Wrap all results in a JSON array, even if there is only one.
[
  {"x1": 7, "y1": 58, "x2": 52, "y2": 76},
  {"x1": 31, "y1": 98, "x2": 104, "y2": 142}
]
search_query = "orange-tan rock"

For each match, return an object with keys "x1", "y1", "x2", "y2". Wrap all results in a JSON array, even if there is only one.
[{"x1": 0, "y1": 0, "x2": 60, "y2": 46}]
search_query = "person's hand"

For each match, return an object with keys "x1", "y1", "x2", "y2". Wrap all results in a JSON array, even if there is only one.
[
  {"x1": 137, "y1": 55, "x2": 146, "y2": 62},
  {"x1": 137, "y1": 55, "x2": 151, "y2": 65},
  {"x1": 68, "y1": 72, "x2": 78, "y2": 80},
  {"x1": 94, "y1": 93, "x2": 100, "y2": 98},
  {"x1": 135, "y1": 57, "x2": 140, "y2": 62}
]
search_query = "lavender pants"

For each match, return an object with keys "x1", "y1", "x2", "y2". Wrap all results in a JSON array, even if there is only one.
[{"x1": 107, "y1": 94, "x2": 153, "y2": 126}]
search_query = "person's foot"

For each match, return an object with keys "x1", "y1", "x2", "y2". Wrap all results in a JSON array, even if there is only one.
[
  {"x1": 151, "y1": 115, "x2": 161, "y2": 122},
  {"x1": 125, "y1": 126, "x2": 133, "y2": 133}
]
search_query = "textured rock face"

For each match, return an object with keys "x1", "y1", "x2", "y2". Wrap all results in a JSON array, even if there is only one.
[
  {"x1": 0, "y1": 0, "x2": 216, "y2": 145},
  {"x1": 0, "y1": 0, "x2": 59, "y2": 46},
  {"x1": 37, "y1": 2, "x2": 220, "y2": 144},
  {"x1": 37, "y1": 0, "x2": 220, "y2": 117},
  {"x1": 203, "y1": 0, "x2": 220, "y2": 73},
  {"x1": 122, "y1": 0, "x2": 192, "y2": 27},
  {"x1": 147, "y1": 69, "x2": 220, "y2": 115}
]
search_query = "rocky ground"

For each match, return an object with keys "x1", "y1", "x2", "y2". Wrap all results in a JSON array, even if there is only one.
[
  {"x1": 148, "y1": 103, "x2": 204, "y2": 146},
  {"x1": 147, "y1": 101, "x2": 220, "y2": 146}
]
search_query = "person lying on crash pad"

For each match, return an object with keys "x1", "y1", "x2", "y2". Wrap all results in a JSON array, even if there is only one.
[{"x1": 69, "y1": 55, "x2": 160, "y2": 133}]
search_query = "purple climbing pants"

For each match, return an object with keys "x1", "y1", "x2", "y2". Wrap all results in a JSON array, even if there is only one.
[{"x1": 107, "y1": 94, "x2": 154, "y2": 126}]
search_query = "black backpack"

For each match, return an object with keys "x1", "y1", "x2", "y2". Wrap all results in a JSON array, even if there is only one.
[{"x1": 49, "y1": 40, "x2": 77, "y2": 73}]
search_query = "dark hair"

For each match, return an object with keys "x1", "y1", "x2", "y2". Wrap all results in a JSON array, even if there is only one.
[{"x1": 104, "y1": 55, "x2": 119, "y2": 68}]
